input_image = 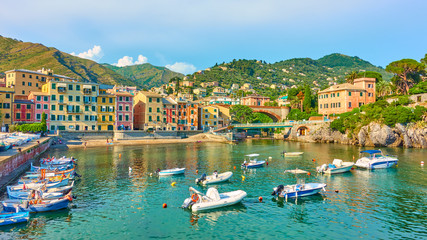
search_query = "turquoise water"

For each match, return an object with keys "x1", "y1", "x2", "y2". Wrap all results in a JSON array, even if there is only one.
[{"x1": 1, "y1": 140, "x2": 426, "y2": 239}]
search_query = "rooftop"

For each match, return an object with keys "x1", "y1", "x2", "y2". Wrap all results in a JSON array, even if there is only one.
[{"x1": 318, "y1": 83, "x2": 365, "y2": 94}]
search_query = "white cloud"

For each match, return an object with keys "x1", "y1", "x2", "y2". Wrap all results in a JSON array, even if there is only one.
[
  {"x1": 166, "y1": 62, "x2": 196, "y2": 74},
  {"x1": 71, "y1": 45, "x2": 103, "y2": 61},
  {"x1": 114, "y1": 54, "x2": 148, "y2": 67}
]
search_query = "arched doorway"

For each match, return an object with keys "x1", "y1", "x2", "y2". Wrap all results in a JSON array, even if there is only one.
[{"x1": 297, "y1": 126, "x2": 308, "y2": 136}]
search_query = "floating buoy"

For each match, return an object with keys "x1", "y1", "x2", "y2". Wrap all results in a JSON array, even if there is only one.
[
  {"x1": 266, "y1": 161, "x2": 269, "y2": 166},
  {"x1": 396, "y1": 164, "x2": 398, "y2": 167},
  {"x1": 307, "y1": 172, "x2": 311, "y2": 176},
  {"x1": 421, "y1": 161, "x2": 424, "y2": 165},
  {"x1": 351, "y1": 168, "x2": 354, "y2": 170},
  {"x1": 171, "y1": 182, "x2": 176, "y2": 187},
  {"x1": 149, "y1": 173, "x2": 153, "y2": 177},
  {"x1": 119, "y1": 154, "x2": 122, "y2": 158},
  {"x1": 335, "y1": 190, "x2": 339, "y2": 193},
  {"x1": 233, "y1": 166, "x2": 236, "y2": 170},
  {"x1": 258, "y1": 196, "x2": 263, "y2": 202},
  {"x1": 353, "y1": 155, "x2": 355, "y2": 161},
  {"x1": 241, "y1": 175, "x2": 245, "y2": 181},
  {"x1": 268, "y1": 156, "x2": 272, "y2": 161},
  {"x1": 312, "y1": 159, "x2": 316, "y2": 162},
  {"x1": 196, "y1": 170, "x2": 199, "y2": 174},
  {"x1": 163, "y1": 203, "x2": 167, "y2": 208}
]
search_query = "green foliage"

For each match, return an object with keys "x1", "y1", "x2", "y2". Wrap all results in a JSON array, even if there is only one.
[
  {"x1": 264, "y1": 101, "x2": 278, "y2": 107},
  {"x1": 41, "y1": 112, "x2": 47, "y2": 132},
  {"x1": 386, "y1": 59, "x2": 425, "y2": 95},
  {"x1": 356, "y1": 71, "x2": 383, "y2": 82},
  {"x1": 287, "y1": 109, "x2": 321, "y2": 121},
  {"x1": 16, "y1": 122, "x2": 46, "y2": 133},
  {"x1": 409, "y1": 81, "x2": 427, "y2": 94},
  {"x1": 230, "y1": 105, "x2": 255, "y2": 123},
  {"x1": 252, "y1": 113, "x2": 273, "y2": 123},
  {"x1": 302, "y1": 85, "x2": 312, "y2": 111}
]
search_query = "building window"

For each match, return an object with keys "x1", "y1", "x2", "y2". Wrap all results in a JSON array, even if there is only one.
[
  {"x1": 349, "y1": 102, "x2": 352, "y2": 108},
  {"x1": 102, "y1": 97, "x2": 106, "y2": 103},
  {"x1": 109, "y1": 116, "x2": 113, "y2": 121},
  {"x1": 85, "y1": 115, "x2": 89, "y2": 121},
  {"x1": 51, "y1": 105, "x2": 56, "y2": 111},
  {"x1": 68, "y1": 84, "x2": 73, "y2": 91},
  {"x1": 119, "y1": 97, "x2": 123, "y2": 101},
  {"x1": 157, "y1": 108, "x2": 160, "y2": 113},
  {"x1": 52, "y1": 83, "x2": 56, "y2": 89},
  {"x1": 320, "y1": 104, "x2": 322, "y2": 109},
  {"x1": 109, "y1": 98, "x2": 113, "y2": 103},
  {"x1": 27, "y1": 104, "x2": 31, "y2": 109},
  {"x1": 36, "y1": 104, "x2": 41, "y2": 109},
  {"x1": 149, "y1": 107, "x2": 152, "y2": 113},
  {"x1": 22, "y1": 90, "x2": 25, "y2": 94},
  {"x1": 26, "y1": 113, "x2": 31, "y2": 120},
  {"x1": 337, "y1": 93, "x2": 340, "y2": 97},
  {"x1": 16, "y1": 104, "x2": 21, "y2": 109},
  {"x1": 68, "y1": 96, "x2": 73, "y2": 102},
  {"x1": 22, "y1": 81, "x2": 25, "y2": 86},
  {"x1": 6, "y1": 94, "x2": 10, "y2": 99},
  {"x1": 44, "y1": 96, "x2": 48, "y2": 102},
  {"x1": 68, "y1": 115, "x2": 72, "y2": 121},
  {"x1": 149, "y1": 116, "x2": 152, "y2": 121},
  {"x1": 102, "y1": 116, "x2": 106, "y2": 121},
  {"x1": 348, "y1": 92, "x2": 351, "y2": 96},
  {"x1": 76, "y1": 96, "x2": 81, "y2": 102},
  {"x1": 22, "y1": 74, "x2": 25, "y2": 78},
  {"x1": 36, "y1": 96, "x2": 41, "y2": 101},
  {"x1": 5, "y1": 113, "x2": 10, "y2": 119},
  {"x1": 157, "y1": 98, "x2": 160, "y2": 103},
  {"x1": 149, "y1": 98, "x2": 152, "y2": 102},
  {"x1": 16, "y1": 113, "x2": 21, "y2": 119},
  {"x1": 51, "y1": 115, "x2": 56, "y2": 121},
  {"x1": 125, "y1": 115, "x2": 129, "y2": 121},
  {"x1": 119, "y1": 115, "x2": 123, "y2": 121},
  {"x1": 76, "y1": 115, "x2": 80, "y2": 121},
  {"x1": 125, "y1": 105, "x2": 129, "y2": 111},
  {"x1": 360, "y1": 92, "x2": 363, "y2": 97},
  {"x1": 51, "y1": 95, "x2": 56, "y2": 101},
  {"x1": 119, "y1": 105, "x2": 123, "y2": 111},
  {"x1": 157, "y1": 116, "x2": 160, "y2": 121},
  {"x1": 126, "y1": 97, "x2": 130, "y2": 102},
  {"x1": 92, "y1": 106, "x2": 96, "y2": 111},
  {"x1": 59, "y1": 105, "x2": 64, "y2": 111},
  {"x1": 28, "y1": 82, "x2": 32, "y2": 87}
]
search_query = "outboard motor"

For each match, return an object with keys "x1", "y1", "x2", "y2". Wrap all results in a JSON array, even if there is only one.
[
  {"x1": 195, "y1": 173, "x2": 207, "y2": 184},
  {"x1": 181, "y1": 198, "x2": 194, "y2": 208},
  {"x1": 271, "y1": 185, "x2": 284, "y2": 196},
  {"x1": 73, "y1": 172, "x2": 82, "y2": 178}
]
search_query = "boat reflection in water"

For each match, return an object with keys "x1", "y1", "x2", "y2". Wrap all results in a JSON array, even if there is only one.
[{"x1": 189, "y1": 204, "x2": 247, "y2": 226}]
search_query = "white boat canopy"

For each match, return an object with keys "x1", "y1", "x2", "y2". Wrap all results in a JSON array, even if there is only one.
[
  {"x1": 245, "y1": 154, "x2": 260, "y2": 157},
  {"x1": 284, "y1": 169, "x2": 308, "y2": 174}
]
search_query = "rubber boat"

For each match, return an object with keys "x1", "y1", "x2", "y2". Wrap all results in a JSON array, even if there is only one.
[
  {"x1": 317, "y1": 159, "x2": 354, "y2": 174},
  {"x1": 7, "y1": 181, "x2": 74, "y2": 200},
  {"x1": 0, "y1": 212, "x2": 29, "y2": 226},
  {"x1": 2, "y1": 193, "x2": 73, "y2": 213},
  {"x1": 241, "y1": 154, "x2": 265, "y2": 168},
  {"x1": 282, "y1": 152, "x2": 304, "y2": 157},
  {"x1": 355, "y1": 150, "x2": 398, "y2": 169},
  {"x1": 182, "y1": 187, "x2": 247, "y2": 212},
  {"x1": 158, "y1": 168, "x2": 185, "y2": 176},
  {"x1": 271, "y1": 169, "x2": 326, "y2": 200},
  {"x1": 195, "y1": 172, "x2": 233, "y2": 185}
]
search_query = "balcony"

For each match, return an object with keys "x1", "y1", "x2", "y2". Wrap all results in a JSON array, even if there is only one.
[
  {"x1": 66, "y1": 109, "x2": 83, "y2": 114},
  {"x1": 84, "y1": 101, "x2": 92, "y2": 105},
  {"x1": 57, "y1": 87, "x2": 67, "y2": 93},
  {"x1": 83, "y1": 89, "x2": 92, "y2": 95}
]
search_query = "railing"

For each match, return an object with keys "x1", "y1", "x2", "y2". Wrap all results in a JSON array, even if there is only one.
[{"x1": 232, "y1": 120, "x2": 327, "y2": 128}]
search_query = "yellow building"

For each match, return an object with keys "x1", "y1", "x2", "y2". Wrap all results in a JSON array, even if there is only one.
[
  {"x1": 199, "y1": 105, "x2": 219, "y2": 131},
  {"x1": 5, "y1": 68, "x2": 74, "y2": 96},
  {"x1": 42, "y1": 80, "x2": 99, "y2": 131},
  {"x1": 0, "y1": 87, "x2": 14, "y2": 129},
  {"x1": 97, "y1": 89, "x2": 115, "y2": 130},
  {"x1": 133, "y1": 91, "x2": 164, "y2": 130}
]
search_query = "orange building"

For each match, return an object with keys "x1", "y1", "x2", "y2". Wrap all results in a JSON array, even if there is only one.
[
  {"x1": 317, "y1": 77, "x2": 376, "y2": 116},
  {"x1": 241, "y1": 94, "x2": 270, "y2": 106}
]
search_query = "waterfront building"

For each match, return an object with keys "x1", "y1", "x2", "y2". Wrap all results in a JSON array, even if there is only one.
[
  {"x1": 5, "y1": 68, "x2": 74, "y2": 96},
  {"x1": 162, "y1": 97, "x2": 178, "y2": 131},
  {"x1": 113, "y1": 92, "x2": 134, "y2": 130},
  {"x1": 176, "y1": 99, "x2": 187, "y2": 130},
  {"x1": 13, "y1": 96, "x2": 35, "y2": 124},
  {"x1": 215, "y1": 104, "x2": 232, "y2": 127},
  {"x1": 317, "y1": 77, "x2": 376, "y2": 116},
  {"x1": 111, "y1": 85, "x2": 137, "y2": 95},
  {"x1": 42, "y1": 80, "x2": 99, "y2": 131},
  {"x1": 97, "y1": 88, "x2": 115, "y2": 130},
  {"x1": 0, "y1": 87, "x2": 14, "y2": 130},
  {"x1": 133, "y1": 91, "x2": 164, "y2": 130},
  {"x1": 186, "y1": 102, "x2": 199, "y2": 130},
  {"x1": 28, "y1": 92, "x2": 50, "y2": 129},
  {"x1": 241, "y1": 94, "x2": 271, "y2": 106},
  {"x1": 0, "y1": 78, "x2": 5, "y2": 87},
  {"x1": 177, "y1": 92, "x2": 194, "y2": 101},
  {"x1": 199, "y1": 105, "x2": 219, "y2": 131}
]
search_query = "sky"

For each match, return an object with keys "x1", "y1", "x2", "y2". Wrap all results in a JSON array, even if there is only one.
[{"x1": 1, "y1": 0, "x2": 427, "y2": 74}]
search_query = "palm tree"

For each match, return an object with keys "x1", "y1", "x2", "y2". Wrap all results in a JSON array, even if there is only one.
[{"x1": 345, "y1": 71, "x2": 358, "y2": 84}]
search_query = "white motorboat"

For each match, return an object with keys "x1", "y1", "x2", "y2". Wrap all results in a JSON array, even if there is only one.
[
  {"x1": 241, "y1": 154, "x2": 265, "y2": 168},
  {"x1": 282, "y1": 152, "x2": 304, "y2": 157},
  {"x1": 182, "y1": 187, "x2": 246, "y2": 212},
  {"x1": 158, "y1": 168, "x2": 185, "y2": 176},
  {"x1": 355, "y1": 150, "x2": 398, "y2": 169},
  {"x1": 317, "y1": 159, "x2": 354, "y2": 174},
  {"x1": 195, "y1": 172, "x2": 233, "y2": 185},
  {"x1": 271, "y1": 169, "x2": 326, "y2": 200}
]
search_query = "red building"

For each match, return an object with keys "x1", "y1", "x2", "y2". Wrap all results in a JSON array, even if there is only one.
[
  {"x1": 13, "y1": 98, "x2": 35, "y2": 124},
  {"x1": 176, "y1": 100, "x2": 187, "y2": 130},
  {"x1": 186, "y1": 102, "x2": 199, "y2": 130},
  {"x1": 162, "y1": 97, "x2": 177, "y2": 130},
  {"x1": 28, "y1": 92, "x2": 50, "y2": 129}
]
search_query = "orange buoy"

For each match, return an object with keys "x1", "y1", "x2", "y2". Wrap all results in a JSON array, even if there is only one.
[
  {"x1": 163, "y1": 203, "x2": 167, "y2": 208},
  {"x1": 335, "y1": 190, "x2": 339, "y2": 193},
  {"x1": 312, "y1": 159, "x2": 316, "y2": 162},
  {"x1": 266, "y1": 162, "x2": 269, "y2": 166},
  {"x1": 196, "y1": 170, "x2": 199, "y2": 174},
  {"x1": 307, "y1": 172, "x2": 311, "y2": 176},
  {"x1": 258, "y1": 196, "x2": 263, "y2": 202},
  {"x1": 119, "y1": 154, "x2": 122, "y2": 158},
  {"x1": 233, "y1": 166, "x2": 236, "y2": 170}
]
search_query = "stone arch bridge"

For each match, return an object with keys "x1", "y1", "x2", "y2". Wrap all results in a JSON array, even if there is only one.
[{"x1": 248, "y1": 106, "x2": 291, "y2": 122}]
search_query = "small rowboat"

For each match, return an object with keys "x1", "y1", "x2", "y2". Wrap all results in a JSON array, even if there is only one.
[
  {"x1": 0, "y1": 212, "x2": 29, "y2": 226},
  {"x1": 283, "y1": 152, "x2": 304, "y2": 157},
  {"x1": 7, "y1": 178, "x2": 70, "y2": 193},
  {"x1": 182, "y1": 187, "x2": 246, "y2": 212},
  {"x1": 158, "y1": 168, "x2": 185, "y2": 176},
  {"x1": 2, "y1": 194, "x2": 73, "y2": 213},
  {"x1": 317, "y1": 159, "x2": 354, "y2": 174},
  {"x1": 195, "y1": 172, "x2": 233, "y2": 185},
  {"x1": 7, "y1": 181, "x2": 74, "y2": 200}
]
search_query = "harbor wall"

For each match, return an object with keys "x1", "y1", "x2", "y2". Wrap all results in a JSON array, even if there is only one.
[
  {"x1": 0, "y1": 137, "x2": 52, "y2": 191},
  {"x1": 59, "y1": 130, "x2": 204, "y2": 141}
]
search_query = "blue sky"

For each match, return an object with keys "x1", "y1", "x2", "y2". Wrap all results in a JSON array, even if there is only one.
[{"x1": 1, "y1": 0, "x2": 426, "y2": 74}]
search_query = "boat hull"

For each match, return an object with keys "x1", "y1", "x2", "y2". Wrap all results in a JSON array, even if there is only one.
[
  {"x1": 158, "y1": 168, "x2": 185, "y2": 176},
  {"x1": 276, "y1": 183, "x2": 326, "y2": 198},
  {"x1": 242, "y1": 161, "x2": 265, "y2": 168},
  {"x1": 355, "y1": 159, "x2": 398, "y2": 169},
  {"x1": 199, "y1": 172, "x2": 233, "y2": 185},
  {"x1": 190, "y1": 190, "x2": 247, "y2": 212},
  {"x1": 0, "y1": 212, "x2": 29, "y2": 226},
  {"x1": 2, "y1": 198, "x2": 70, "y2": 213}
]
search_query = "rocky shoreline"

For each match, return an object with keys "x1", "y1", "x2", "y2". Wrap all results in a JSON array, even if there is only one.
[{"x1": 277, "y1": 122, "x2": 427, "y2": 148}]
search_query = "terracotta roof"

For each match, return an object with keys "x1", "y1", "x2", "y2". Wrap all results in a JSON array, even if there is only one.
[
  {"x1": 113, "y1": 92, "x2": 133, "y2": 97},
  {"x1": 318, "y1": 83, "x2": 365, "y2": 94},
  {"x1": 138, "y1": 91, "x2": 163, "y2": 97}
]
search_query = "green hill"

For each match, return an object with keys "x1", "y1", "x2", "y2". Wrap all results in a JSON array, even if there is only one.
[
  {"x1": 102, "y1": 63, "x2": 183, "y2": 89},
  {"x1": 190, "y1": 54, "x2": 393, "y2": 96}
]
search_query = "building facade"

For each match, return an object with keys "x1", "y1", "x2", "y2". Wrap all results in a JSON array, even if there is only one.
[
  {"x1": 133, "y1": 91, "x2": 164, "y2": 130},
  {"x1": 162, "y1": 97, "x2": 177, "y2": 131},
  {"x1": 114, "y1": 92, "x2": 134, "y2": 130},
  {"x1": 199, "y1": 105, "x2": 219, "y2": 131},
  {"x1": 97, "y1": 89, "x2": 115, "y2": 130},
  {"x1": 13, "y1": 98, "x2": 35, "y2": 124},
  {"x1": 241, "y1": 94, "x2": 271, "y2": 106},
  {"x1": 0, "y1": 87, "x2": 14, "y2": 130},
  {"x1": 28, "y1": 92, "x2": 50, "y2": 129}
]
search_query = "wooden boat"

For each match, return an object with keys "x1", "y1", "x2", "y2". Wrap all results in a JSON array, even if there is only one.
[
  {"x1": 2, "y1": 194, "x2": 73, "y2": 213},
  {"x1": 241, "y1": 154, "x2": 265, "y2": 168},
  {"x1": 282, "y1": 152, "x2": 304, "y2": 157},
  {"x1": 0, "y1": 212, "x2": 29, "y2": 226},
  {"x1": 158, "y1": 168, "x2": 185, "y2": 176},
  {"x1": 271, "y1": 169, "x2": 326, "y2": 200},
  {"x1": 182, "y1": 187, "x2": 246, "y2": 212},
  {"x1": 7, "y1": 181, "x2": 74, "y2": 200},
  {"x1": 23, "y1": 167, "x2": 75, "y2": 180},
  {"x1": 7, "y1": 178, "x2": 70, "y2": 194},
  {"x1": 317, "y1": 159, "x2": 354, "y2": 174},
  {"x1": 195, "y1": 172, "x2": 233, "y2": 185}
]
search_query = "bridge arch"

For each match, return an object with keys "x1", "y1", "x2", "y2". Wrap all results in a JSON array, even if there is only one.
[{"x1": 253, "y1": 110, "x2": 281, "y2": 122}]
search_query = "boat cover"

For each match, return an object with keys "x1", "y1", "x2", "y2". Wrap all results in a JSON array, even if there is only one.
[
  {"x1": 360, "y1": 150, "x2": 381, "y2": 154},
  {"x1": 245, "y1": 154, "x2": 259, "y2": 157},
  {"x1": 206, "y1": 188, "x2": 220, "y2": 201}
]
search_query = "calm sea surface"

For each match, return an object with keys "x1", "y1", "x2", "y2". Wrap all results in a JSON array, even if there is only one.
[{"x1": 1, "y1": 140, "x2": 426, "y2": 239}]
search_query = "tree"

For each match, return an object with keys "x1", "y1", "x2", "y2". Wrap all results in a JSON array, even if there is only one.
[
  {"x1": 170, "y1": 76, "x2": 182, "y2": 93},
  {"x1": 264, "y1": 101, "x2": 278, "y2": 107},
  {"x1": 167, "y1": 87, "x2": 173, "y2": 95},
  {"x1": 296, "y1": 91, "x2": 304, "y2": 111},
  {"x1": 345, "y1": 71, "x2": 358, "y2": 84},
  {"x1": 386, "y1": 59, "x2": 425, "y2": 95},
  {"x1": 252, "y1": 113, "x2": 273, "y2": 123},
  {"x1": 230, "y1": 105, "x2": 255, "y2": 123},
  {"x1": 303, "y1": 85, "x2": 312, "y2": 112},
  {"x1": 356, "y1": 71, "x2": 383, "y2": 82},
  {"x1": 41, "y1": 112, "x2": 47, "y2": 133}
]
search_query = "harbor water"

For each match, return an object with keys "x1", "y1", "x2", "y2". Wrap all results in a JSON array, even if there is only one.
[{"x1": 1, "y1": 140, "x2": 426, "y2": 239}]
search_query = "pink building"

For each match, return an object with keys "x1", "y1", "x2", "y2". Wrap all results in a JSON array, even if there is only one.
[
  {"x1": 241, "y1": 94, "x2": 271, "y2": 106},
  {"x1": 114, "y1": 92, "x2": 134, "y2": 130},
  {"x1": 28, "y1": 92, "x2": 50, "y2": 129}
]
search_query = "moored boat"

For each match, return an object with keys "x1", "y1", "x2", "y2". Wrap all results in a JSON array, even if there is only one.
[
  {"x1": 242, "y1": 154, "x2": 265, "y2": 168},
  {"x1": 7, "y1": 181, "x2": 74, "y2": 200},
  {"x1": 282, "y1": 151, "x2": 304, "y2": 157},
  {"x1": 182, "y1": 187, "x2": 246, "y2": 212},
  {"x1": 317, "y1": 159, "x2": 354, "y2": 174},
  {"x1": 0, "y1": 212, "x2": 30, "y2": 226},
  {"x1": 158, "y1": 168, "x2": 185, "y2": 176},
  {"x1": 195, "y1": 172, "x2": 233, "y2": 185},
  {"x1": 355, "y1": 150, "x2": 398, "y2": 169},
  {"x1": 2, "y1": 193, "x2": 73, "y2": 213}
]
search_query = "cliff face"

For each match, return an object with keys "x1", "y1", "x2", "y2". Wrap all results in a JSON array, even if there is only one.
[{"x1": 278, "y1": 122, "x2": 427, "y2": 148}]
